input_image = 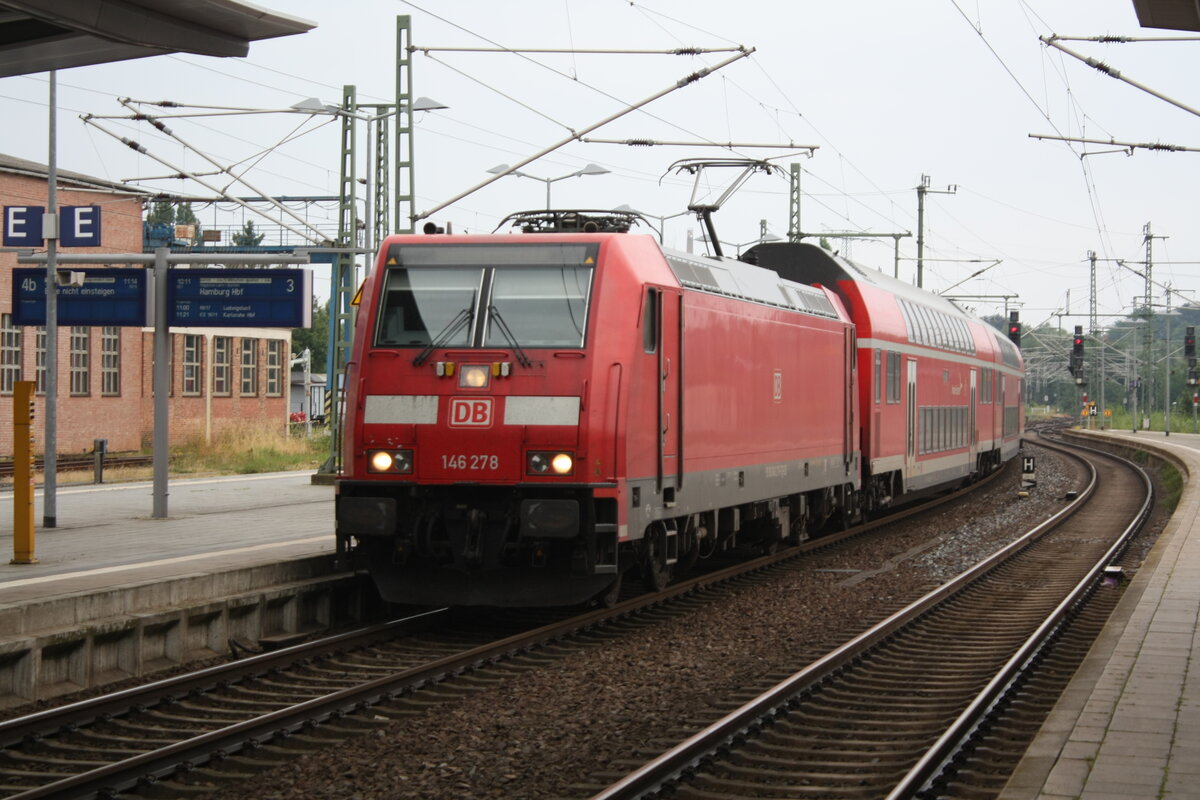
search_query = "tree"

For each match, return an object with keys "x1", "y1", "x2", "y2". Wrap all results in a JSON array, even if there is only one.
[
  {"x1": 291, "y1": 299, "x2": 329, "y2": 370},
  {"x1": 175, "y1": 203, "x2": 200, "y2": 228},
  {"x1": 147, "y1": 200, "x2": 176, "y2": 225},
  {"x1": 232, "y1": 220, "x2": 265, "y2": 247}
]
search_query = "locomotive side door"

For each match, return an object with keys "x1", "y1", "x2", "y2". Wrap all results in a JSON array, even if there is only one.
[
  {"x1": 843, "y1": 328, "x2": 855, "y2": 474},
  {"x1": 658, "y1": 288, "x2": 683, "y2": 499}
]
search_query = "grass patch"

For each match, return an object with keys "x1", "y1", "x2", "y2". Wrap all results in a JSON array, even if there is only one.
[
  {"x1": 171, "y1": 424, "x2": 329, "y2": 475},
  {"x1": 1157, "y1": 459, "x2": 1185, "y2": 514}
]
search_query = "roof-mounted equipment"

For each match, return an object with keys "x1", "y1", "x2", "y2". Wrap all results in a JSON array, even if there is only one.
[
  {"x1": 667, "y1": 158, "x2": 783, "y2": 257},
  {"x1": 493, "y1": 209, "x2": 644, "y2": 234}
]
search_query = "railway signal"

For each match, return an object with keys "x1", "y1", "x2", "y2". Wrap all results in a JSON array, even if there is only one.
[
  {"x1": 1070, "y1": 326, "x2": 1089, "y2": 381},
  {"x1": 1007, "y1": 311, "x2": 1021, "y2": 348}
]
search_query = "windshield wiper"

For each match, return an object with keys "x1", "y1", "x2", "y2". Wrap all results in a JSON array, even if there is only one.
[
  {"x1": 412, "y1": 307, "x2": 473, "y2": 367},
  {"x1": 487, "y1": 305, "x2": 532, "y2": 367}
]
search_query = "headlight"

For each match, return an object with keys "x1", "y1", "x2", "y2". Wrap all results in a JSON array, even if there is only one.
[
  {"x1": 527, "y1": 451, "x2": 573, "y2": 476},
  {"x1": 459, "y1": 364, "x2": 490, "y2": 389},
  {"x1": 368, "y1": 449, "x2": 413, "y2": 473}
]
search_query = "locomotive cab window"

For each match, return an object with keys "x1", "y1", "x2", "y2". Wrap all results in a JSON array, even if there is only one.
[
  {"x1": 376, "y1": 267, "x2": 479, "y2": 347},
  {"x1": 374, "y1": 243, "x2": 597, "y2": 350},
  {"x1": 487, "y1": 266, "x2": 591, "y2": 348}
]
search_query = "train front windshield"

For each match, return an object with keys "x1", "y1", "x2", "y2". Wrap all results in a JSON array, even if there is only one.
[{"x1": 375, "y1": 242, "x2": 597, "y2": 349}]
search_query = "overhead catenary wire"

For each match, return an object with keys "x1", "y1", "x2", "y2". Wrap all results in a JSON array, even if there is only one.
[
  {"x1": 416, "y1": 47, "x2": 755, "y2": 221},
  {"x1": 81, "y1": 116, "x2": 329, "y2": 244},
  {"x1": 111, "y1": 101, "x2": 332, "y2": 239},
  {"x1": 1029, "y1": 133, "x2": 1200, "y2": 154},
  {"x1": 581, "y1": 137, "x2": 816, "y2": 151},
  {"x1": 411, "y1": 45, "x2": 745, "y2": 55},
  {"x1": 423, "y1": 52, "x2": 576, "y2": 134},
  {"x1": 405, "y1": 0, "x2": 777, "y2": 168},
  {"x1": 949, "y1": 0, "x2": 1137, "y2": 315}
]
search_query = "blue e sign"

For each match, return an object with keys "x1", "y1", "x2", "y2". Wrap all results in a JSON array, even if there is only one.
[
  {"x1": 2, "y1": 205, "x2": 45, "y2": 246},
  {"x1": 60, "y1": 205, "x2": 102, "y2": 247}
]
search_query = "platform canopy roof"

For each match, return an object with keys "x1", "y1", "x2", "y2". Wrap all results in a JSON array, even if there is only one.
[
  {"x1": 0, "y1": 0, "x2": 314, "y2": 78},
  {"x1": 1131, "y1": 0, "x2": 1200, "y2": 31}
]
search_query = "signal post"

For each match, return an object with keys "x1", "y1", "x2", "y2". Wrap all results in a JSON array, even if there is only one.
[{"x1": 1188, "y1": 327, "x2": 1197, "y2": 433}]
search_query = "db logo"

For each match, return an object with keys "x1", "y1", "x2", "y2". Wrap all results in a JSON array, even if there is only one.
[{"x1": 449, "y1": 397, "x2": 494, "y2": 427}]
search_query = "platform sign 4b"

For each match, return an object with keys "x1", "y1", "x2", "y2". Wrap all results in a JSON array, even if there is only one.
[{"x1": 11, "y1": 268, "x2": 149, "y2": 326}]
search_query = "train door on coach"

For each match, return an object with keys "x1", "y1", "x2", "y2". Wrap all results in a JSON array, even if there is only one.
[
  {"x1": 657, "y1": 288, "x2": 683, "y2": 499},
  {"x1": 906, "y1": 358, "x2": 918, "y2": 474},
  {"x1": 969, "y1": 369, "x2": 977, "y2": 469}
]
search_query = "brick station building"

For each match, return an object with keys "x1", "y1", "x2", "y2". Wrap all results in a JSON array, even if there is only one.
[{"x1": 1, "y1": 155, "x2": 291, "y2": 459}]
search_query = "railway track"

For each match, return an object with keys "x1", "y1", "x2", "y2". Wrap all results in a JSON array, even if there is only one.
[
  {"x1": 587, "y1": 435, "x2": 1153, "y2": 800},
  {"x1": 0, "y1": 454, "x2": 153, "y2": 480},
  {"x1": 0, "y1": 462, "x2": 1018, "y2": 799}
]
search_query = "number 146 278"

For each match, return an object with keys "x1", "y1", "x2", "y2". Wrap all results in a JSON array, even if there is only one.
[{"x1": 440, "y1": 454, "x2": 499, "y2": 471}]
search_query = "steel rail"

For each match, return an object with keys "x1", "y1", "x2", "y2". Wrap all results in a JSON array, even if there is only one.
[
  {"x1": 890, "y1": 436, "x2": 1155, "y2": 799},
  {"x1": 0, "y1": 460, "x2": 1012, "y2": 799},
  {"x1": 0, "y1": 454, "x2": 152, "y2": 479},
  {"x1": 588, "y1": 443, "x2": 1102, "y2": 800},
  {"x1": 0, "y1": 610, "x2": 448, "y2": 752}
]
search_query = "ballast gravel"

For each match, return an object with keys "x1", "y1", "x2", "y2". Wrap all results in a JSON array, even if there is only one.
[{"x1": 215, "y1": 443, "x2": 1107, "y2": 800}]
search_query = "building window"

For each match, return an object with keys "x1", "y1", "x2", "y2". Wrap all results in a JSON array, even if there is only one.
[
  {"x1": 1, "y1": 314, "x2": 21, "y2": 394},
  {"x1": 240, "y1": 338, "x2": 258, "y2": 396},
  {"x1": 213, "y1": 336, "x2": 231, "y2": 396},
  {"x1": 101, "y1": 326, "x2": 120, "y2": 396},
  {"x1": 69, "y1": 326, "x2": 90, "y2": 396},
  {"x1": 266, "y1": 340, "x2": 283, "y2": 396},
  {"x1": 35, "y1": 327, "x2": 46, "y2": 394},
  {"x1": 182, "y1": 334, "x2": 202, "y2": 396}
]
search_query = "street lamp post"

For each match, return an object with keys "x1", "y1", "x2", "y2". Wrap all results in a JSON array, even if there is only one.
[
  {"x1": 487, "y1": 163, "x2": 610, "y2": 209},
  {"x1": 613, "y1": 205, "x2": 692, "y2": 242}
]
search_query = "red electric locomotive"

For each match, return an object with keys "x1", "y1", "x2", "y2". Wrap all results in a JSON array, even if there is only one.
[
  {"x1": 335, "y1": 212, "x2": 1023, "y2": 608},
  {"x1": 336, "y1": 211, "x2": 861, "y2": 607}
]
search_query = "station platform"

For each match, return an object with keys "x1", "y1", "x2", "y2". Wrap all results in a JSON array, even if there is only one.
[
  {"x1": 0, "y1": 472, "x2": 377, "y2": 706},
  {"x1": 1001, "y1": 429, "x2": 1200, "y2": 800},
  {"x1": 0, "y1": 471, "x2": 335, "y2": 602}
]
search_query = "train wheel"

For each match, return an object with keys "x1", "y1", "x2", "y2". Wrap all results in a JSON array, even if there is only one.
[
  {"x1": 594, "y1": 573, "x2": 623, "y2": 608},
  {"x1": 835, "y1": 485, "x2": 862, "y2": 531},
  {"x1": 641, "y1": 527, "x2": 673, "y2": 592}
]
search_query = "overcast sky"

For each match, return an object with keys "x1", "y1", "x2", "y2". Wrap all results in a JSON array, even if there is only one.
[{"x1": 3, "y1": 0, "x2": 1196, "y2": 326}]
